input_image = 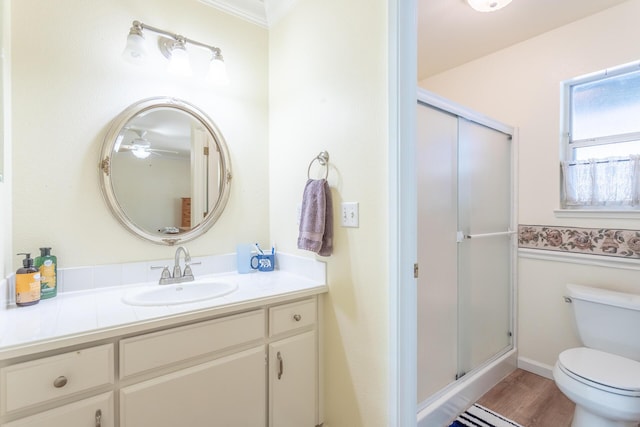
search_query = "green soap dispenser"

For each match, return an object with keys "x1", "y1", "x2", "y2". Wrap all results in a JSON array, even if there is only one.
[
  {"x1": 15, "y1": 253, "x2": 40, "y2": 306},
  {"x1": 35, "y1": 247, "x2": 57, "y2": 299}
]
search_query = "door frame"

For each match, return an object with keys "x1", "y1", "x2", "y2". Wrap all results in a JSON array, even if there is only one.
[{"x1": 388, "y1": 0, "x2": 418, "y2": 425}]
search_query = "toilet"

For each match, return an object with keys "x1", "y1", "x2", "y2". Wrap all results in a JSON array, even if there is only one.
[{"x1": 553, "y1": 283, "x2": 640, "y2": 427}]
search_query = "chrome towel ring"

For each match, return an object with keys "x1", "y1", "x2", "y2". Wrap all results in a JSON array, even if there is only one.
[{"x1": 307, "y1": 151, "x2": 330, "y2": 180}]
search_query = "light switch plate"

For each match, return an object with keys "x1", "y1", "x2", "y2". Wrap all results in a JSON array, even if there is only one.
[{"x1": 341, "y1": 202, "x2": 359, "y2": 228}]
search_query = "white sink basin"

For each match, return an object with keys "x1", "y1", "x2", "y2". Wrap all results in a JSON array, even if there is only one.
[{"x1": 122, "y1": 279, "x2": 238, "y2": 306}]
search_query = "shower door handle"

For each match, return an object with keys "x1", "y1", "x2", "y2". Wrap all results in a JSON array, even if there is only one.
[{"x1": 457, "y1": 230, "x2": 515, "y2": 242}]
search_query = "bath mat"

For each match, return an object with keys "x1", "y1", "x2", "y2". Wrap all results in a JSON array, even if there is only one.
[{"x1": 449, "y1": 403, "x2": 524, "y2": 427}]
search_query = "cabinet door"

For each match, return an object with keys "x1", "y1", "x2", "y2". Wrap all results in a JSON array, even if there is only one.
[
  {"x1": 120, "y1": 346, "x2": 265, "y2": 427},
  {"x1": 269, "y1": 331, "x2": 317, "y2": 427},
  {"x1": 3, "y1": 392, "x2": 113, "y2": 427}
]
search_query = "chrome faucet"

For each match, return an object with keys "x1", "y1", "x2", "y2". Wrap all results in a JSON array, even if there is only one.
[
  {"x1": 153, "y1": 246, "x2": 200, "y2": 285},
  {"x1": 173, "y1": 246, "x2": 192, "y2": 279}
]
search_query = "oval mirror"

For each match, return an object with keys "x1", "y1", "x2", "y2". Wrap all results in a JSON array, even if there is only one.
[{"x1": 99, "y1": 97, "x2": 231, "y2": 245}]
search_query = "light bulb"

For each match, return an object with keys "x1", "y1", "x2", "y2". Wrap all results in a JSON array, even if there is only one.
[
  {"x1": 167, "y1": 44, "x2": 192, "y2": 77},
  {"x1": 209, "y1": 57, "x2": 228, "y2": 85}
]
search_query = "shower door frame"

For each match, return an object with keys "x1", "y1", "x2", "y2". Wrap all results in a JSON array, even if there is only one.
[{"x1": 415, "y1": 88, "x2": 519, "y2": 425}]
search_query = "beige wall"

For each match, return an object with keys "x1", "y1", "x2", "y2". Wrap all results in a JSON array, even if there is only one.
[
  {"x1": 421, "y1": 0, "x2": 640, "y2": 369},
  {"x1": 269, "y1": 0, "x2": 389, "y2": 425},
  {"x1": 11, "y1": 0, "x2": 269, "y2": 267}
]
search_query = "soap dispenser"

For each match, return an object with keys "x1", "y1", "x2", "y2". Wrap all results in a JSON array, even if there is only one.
[
  {"x1": 15, "y1": 253, "x2": 40, "y2": 306},
  {"x1": 35, "y1": 247, "x2": 57, "y2": 299}
]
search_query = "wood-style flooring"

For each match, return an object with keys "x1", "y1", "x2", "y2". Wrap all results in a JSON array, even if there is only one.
[{"x1": 476, "y1": 369, "x2": 575, "y2": 427}]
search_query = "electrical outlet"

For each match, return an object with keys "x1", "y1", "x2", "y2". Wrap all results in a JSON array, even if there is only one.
[{"x1": 341, "y1": 202, "x2": 359, "y2": 228}]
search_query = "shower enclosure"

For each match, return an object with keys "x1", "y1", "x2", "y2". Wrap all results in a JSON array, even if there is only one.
[{"x1": 416, "y1": 89, "x2": 517, "y2": 425}]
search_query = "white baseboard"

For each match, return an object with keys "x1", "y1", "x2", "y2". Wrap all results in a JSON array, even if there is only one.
[{"x1": 517, "y1": 356, "x2": 554, "y2": 380}]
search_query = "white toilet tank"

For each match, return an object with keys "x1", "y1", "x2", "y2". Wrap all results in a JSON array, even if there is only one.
[{"x1": 567, "y1": 283, "x2": 640, "y2": 361}]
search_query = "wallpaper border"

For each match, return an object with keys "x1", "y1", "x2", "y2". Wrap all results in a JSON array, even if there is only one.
[{"x1": 518, "y1": 224, "x2": 640, "y2": 260}]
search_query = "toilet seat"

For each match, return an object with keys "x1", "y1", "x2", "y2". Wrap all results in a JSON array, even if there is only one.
[{"x1": 558, "y1": 347, "x2": 640, "y2": 397}]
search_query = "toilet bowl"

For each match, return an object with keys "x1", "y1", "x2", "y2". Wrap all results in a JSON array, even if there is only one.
[
  {"x1": 554, "y1": 284, "x2": 640, "y2": 427},
  {"x1": 553, "y1": 347, "x2": 640, "y2": 427}
]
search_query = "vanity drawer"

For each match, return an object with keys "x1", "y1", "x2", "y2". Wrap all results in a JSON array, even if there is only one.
[
  {"x1": 269, "y1": 298, "x2": 316, "y2": 337},
  {"x1": 3, "y1": 392, "x2": 114, "y2": 427},
  {"x1": 120, "y1": 309, "x2": 265, "y2": 379},
  {"x1": 0, "y1": 344, "x2": 114, "y2": 415}
]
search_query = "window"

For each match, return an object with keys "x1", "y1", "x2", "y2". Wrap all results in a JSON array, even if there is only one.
[{"x1": 561, "y1": 62, "x2": 640, "y2": 208}]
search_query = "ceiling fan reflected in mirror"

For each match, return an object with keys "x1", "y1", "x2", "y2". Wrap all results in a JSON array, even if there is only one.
[{"x1": 118, "y1": 130, "x2": 179, "y2": 159}]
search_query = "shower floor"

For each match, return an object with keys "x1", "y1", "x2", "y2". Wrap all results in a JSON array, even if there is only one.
[{"x1": 476, "y1": 369, "x2": 574, "y2": 427}]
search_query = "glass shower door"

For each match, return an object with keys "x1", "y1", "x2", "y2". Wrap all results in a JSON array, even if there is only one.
[
  {"x1": 456, "y1": 118, "x2": 513, "y2": 377},
  {"x1": 416, "y1": 102, "x2": 514, "y2": 408},
  {"x1": 416, "y1": 103, "x2": 459, "y2": 402}
]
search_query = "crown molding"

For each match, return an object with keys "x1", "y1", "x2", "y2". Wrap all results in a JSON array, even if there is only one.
[{"x1": 199, "y1": 0, "x2": 298, "y2": 28}]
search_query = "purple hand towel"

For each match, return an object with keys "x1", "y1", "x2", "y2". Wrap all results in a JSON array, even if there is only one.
[{"x1": 297, "y1": 179, "x2": 333, "y2": 256}]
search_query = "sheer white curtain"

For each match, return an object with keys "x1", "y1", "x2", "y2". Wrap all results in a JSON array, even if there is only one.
[{"x1": 561, "y1": 155, "x2": 640, "y2": 207}]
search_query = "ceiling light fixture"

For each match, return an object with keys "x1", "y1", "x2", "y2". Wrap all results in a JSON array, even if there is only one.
[
  {"x1": 467, "y1": 0, "x2": 513, "y2": 12},
  {"x1": 131, "y1": 147, "x2": 151, "y2": 159},
  {"x1": 122, "y1": 20, "x2": 228, "y2": 84},
  {"x1": 128, "y1": 136, "x2": 153, "y2": 159}
]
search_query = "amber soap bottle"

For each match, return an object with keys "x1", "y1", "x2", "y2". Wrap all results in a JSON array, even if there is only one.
[{"x1": 15, "y1": 253, "x2": 40, "y2": 306}]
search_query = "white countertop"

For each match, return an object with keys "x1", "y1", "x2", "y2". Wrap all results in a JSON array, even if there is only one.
[{"x1": 0, "y1": 269, "x2": 327, "y2": 361}]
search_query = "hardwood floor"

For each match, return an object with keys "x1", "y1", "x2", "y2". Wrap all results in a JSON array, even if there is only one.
[{"x1": 476, "y1": 369, "x2": 575, "y2": 427}]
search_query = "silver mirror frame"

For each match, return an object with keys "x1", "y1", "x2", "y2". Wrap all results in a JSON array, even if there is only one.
[{"x1": 99, "y1": 97, "x2": 232, "y2": 245}]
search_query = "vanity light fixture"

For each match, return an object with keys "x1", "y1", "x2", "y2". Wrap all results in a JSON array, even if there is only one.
[
  {"x1": 122, "y1": 20, "x2": 228, "y2": 84},
  {"x1": 467, "y1": 0, "x2": 513, "y2": 12}
]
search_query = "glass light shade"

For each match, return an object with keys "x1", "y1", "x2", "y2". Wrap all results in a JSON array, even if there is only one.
[
  {"x1": 467, "y1": 0, "x2": 512, "y2": 12},
  {"x1": 132, "y1": 146, "x2": 151, "y2": 159},
  {"x1": 122, "y1": 33, "x2": 147, "y2": 64},
  {"x1": 209, "y1": 58, "x2": 228, "y2": 85},
  {"x1": 167, "y1": 46, "x2": 192, "y2": 77}
]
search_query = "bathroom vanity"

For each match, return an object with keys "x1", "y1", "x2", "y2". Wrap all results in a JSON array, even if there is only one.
[
  {"x1": 0, "y1": 96, "x2": 327, "y2": 426},
  {"x1": 0, "y1": 264, "x2": 327, "y2": 427}
]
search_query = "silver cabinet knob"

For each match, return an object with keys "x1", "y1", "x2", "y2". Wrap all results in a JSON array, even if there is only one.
[
  {"x1": 53, "y1": 376, "x2": 68, "y2": 388},
  {"x1": 293, "y1": 314, "x2": 302, "y2": 322}
]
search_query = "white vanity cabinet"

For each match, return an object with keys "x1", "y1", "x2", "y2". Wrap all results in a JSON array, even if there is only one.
[
  {"x1": 0, "y1": 295, "x2": 322, "y2": 427},
  {"x1": 268, "y1": 299, "x2": 319, "y2": 427}
]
